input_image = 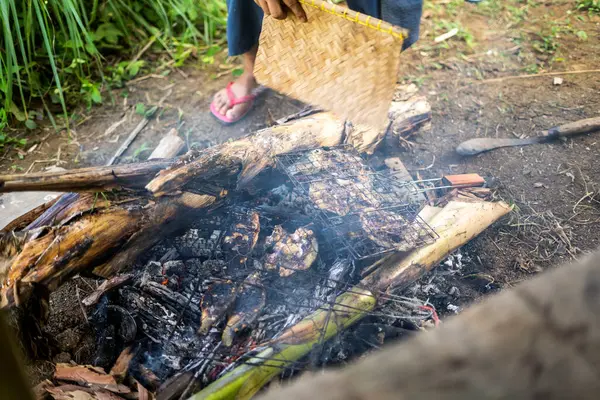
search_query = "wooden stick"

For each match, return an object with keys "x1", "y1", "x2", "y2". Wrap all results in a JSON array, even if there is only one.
[
  {"x1": 106, "y1": 117, "x2": 149, "y2": 166},
  {"x1": 470, "y1": 69, "x2": 600, "y2": 85},
  {"x1": 148, "y1": 128, "x2": 185, "y2": 160},
  {"x1": 0, "y1": 160, "x2": 174, "y2": 192}
]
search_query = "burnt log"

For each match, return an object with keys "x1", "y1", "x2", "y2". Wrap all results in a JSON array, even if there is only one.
[{"x1": 0, "y1": 160, "x2": 175, "y2": 193}]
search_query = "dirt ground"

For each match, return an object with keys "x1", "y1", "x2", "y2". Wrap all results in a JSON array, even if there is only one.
[{"x1": 5, "y1": 0, "x2": 600, "y2": 387}]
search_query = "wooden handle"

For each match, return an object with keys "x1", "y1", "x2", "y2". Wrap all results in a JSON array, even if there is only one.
[
  {"x1": 547, "y1": 116, "x2": 600, "y2": 138},
  {"x1": 443, "y1": 174, "x2": 485, "y2": 188}
]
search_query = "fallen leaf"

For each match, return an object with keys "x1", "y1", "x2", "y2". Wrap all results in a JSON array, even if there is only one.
[{"x1": 54, "y1": 364, "x2": 130, "y2": 394}]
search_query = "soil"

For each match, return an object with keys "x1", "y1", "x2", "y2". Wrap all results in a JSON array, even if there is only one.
[{"x1": 6, "y1": 0, "x2": 600, "y2": 390}]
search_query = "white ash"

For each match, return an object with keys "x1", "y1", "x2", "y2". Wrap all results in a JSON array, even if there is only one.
[
  {"x1": 442, "y1": 251, "x2": 464, "y2": 274},
  {"x1": 447, "y1": 304, "x2": 460, "y2": 313},
  {"x1": 260, "y1": 184, "x2": 314, "y2": 216},
  {"x1": 313, "y1": 258, "x2": 353, "y2": 302}
]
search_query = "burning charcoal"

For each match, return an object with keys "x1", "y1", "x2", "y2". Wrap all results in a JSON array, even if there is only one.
[
  {"x1": 264, "y1": 225, "x2": 319, "y2": 277},
  {"x1": 199, "y1": 280, "x2": 238, "y2": 334},
  {"x1": 222, "y1": 210, "x2": 260, "y2": 265},
  {"x1": 203, "y1": 259, "x2": 227, "y2": 275},
  {"x1": 174, "y1": 228, "x2": 222, "y2": 258},
  {"x1": 222, "y1": 272, "x2": 266, "y2": 347},
  {"x1": 359, "y1": 210, "x2": 421, "y2": 252}
]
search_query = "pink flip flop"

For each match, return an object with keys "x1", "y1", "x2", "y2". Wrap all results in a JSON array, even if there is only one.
[{"x1": 210, "y1": 82, "x2": 260, "y2": 125}]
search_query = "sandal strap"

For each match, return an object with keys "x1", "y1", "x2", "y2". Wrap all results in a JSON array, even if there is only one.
[{"x1": 226, "y1": 82, "x2": 256, "y2": 106}]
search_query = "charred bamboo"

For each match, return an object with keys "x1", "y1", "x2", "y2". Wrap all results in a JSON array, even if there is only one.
[{"x1": 0, "y1": 192, "x2": 217, "y2": 308}]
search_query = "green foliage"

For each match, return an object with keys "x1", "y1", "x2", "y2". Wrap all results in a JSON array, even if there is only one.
[
  {"x1": 132, "y1": 142, "x2": 151, "y2": 161},
  {"x1": 576, "y1": 30, "x2": 589, "y2": 40},
  {"x1": 135, "y1": 102, "x2": 147, "y2": 115},
  {"x1": 0, "y1": 133, "x2": 27, "y2": 149},
  {"x1": 506, "y1": 4, "x2": 529, "y2": 23},
  {"x1": 532, "y1": 25, "x2": 561, "y2": 55},
  {"x1": 577, "y1": 0, "x2": 600, "y2": 13},
  {"x1": 0, "y1": 0, "x2": 227, "y2": 130}
]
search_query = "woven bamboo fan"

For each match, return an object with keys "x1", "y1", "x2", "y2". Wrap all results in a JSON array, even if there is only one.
[{"x1": 254, "y1": 0, "x2": 406, "y2": 129}]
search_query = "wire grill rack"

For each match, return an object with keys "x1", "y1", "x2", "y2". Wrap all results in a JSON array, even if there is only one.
[{"x1": 274, "y1": 145, "x2": 439, "y2": 259}]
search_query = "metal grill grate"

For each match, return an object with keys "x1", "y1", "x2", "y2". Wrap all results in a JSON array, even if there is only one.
[{"x1": 274, "y1": 145, "x2": 439, "y2": 259}]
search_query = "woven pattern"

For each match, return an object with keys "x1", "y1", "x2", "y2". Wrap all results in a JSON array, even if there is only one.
[{"x1": 254, "y1": 0, "x2": 405, "y2": 129}]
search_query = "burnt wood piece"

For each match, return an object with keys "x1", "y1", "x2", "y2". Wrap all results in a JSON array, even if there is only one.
[{"x1": 0, "y1": 160, "x2": 175, "y2": 193}]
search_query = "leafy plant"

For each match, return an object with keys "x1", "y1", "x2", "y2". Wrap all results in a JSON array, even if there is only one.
[
  {"x1": 576, "y1": 30, "x2": 589, "y2": 41},
  {"x1": 0, "y1": 133, "x2": 27, "y2": 148},
  {"x1": 577, "y1": 0, "x2": 600, "y2": 14},
  {"x1": 532, "y1": 26, "x2": 561, "y2": 55},
  {"x1": 132, "y1": 142, "x2": 151, "y2": 161},
  {"x1": 0, "y1": 0, "x2": 227, "y2": 130},
  {"x1": 135, "y1": 103, "x2": 147, "y2": 115}
]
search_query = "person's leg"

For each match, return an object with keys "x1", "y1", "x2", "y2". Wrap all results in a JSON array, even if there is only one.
[
  {"x1": 380, "y1": 0, "x2": 423, "y2": 50},
  {"x1": 346, "y1": 0, "x2": 423, "y2": 50},
  {"x1": 212, "y1": 0, "x2": 263, "y2": 121}
]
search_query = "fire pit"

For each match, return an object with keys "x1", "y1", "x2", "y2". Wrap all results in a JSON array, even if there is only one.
[
  {"x1": 3, "y1": 106, "x2": 511, "y2": 400},
  {"x1": 81, "y1": 146, "x2": 439, "y2": 397}
]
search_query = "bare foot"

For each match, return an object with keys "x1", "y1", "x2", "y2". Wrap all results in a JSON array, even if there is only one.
[{"x1": 212, "y1": 73, "x2": 258, "y2": 121}]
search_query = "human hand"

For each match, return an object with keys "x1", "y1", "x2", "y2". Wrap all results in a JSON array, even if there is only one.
[{"x1": 254, "y1": 0, "x2": 307, "y2": 22}]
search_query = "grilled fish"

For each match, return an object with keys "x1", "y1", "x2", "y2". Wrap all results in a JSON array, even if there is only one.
[
  {"x1": 359, "y1": 210, "x2": 420, "y2": 252},
  {"x1": 222, "y1": 210, "x2": 260, "y2": 265},
  {"x1": 287, "y1": 148, "x2": 366, "y2": 179},
  {"x1": 221, "y1": 272, "x2": 266, "y2": 347},
  {"x1": 308, "y1": 177, "x2": 379, "y2": 216},
  {"x1": 264, "y1": 225, "x2": 319, "y2": 277}
]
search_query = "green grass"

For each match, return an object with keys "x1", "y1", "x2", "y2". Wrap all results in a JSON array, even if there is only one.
[{"x1": 0, "y1": 0, "x2": 226, "y2": 133}]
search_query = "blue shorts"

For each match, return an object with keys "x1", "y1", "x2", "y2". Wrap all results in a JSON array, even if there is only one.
[{"x1": 226, "y1": 0, "x2": 423, "y2": 56}]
